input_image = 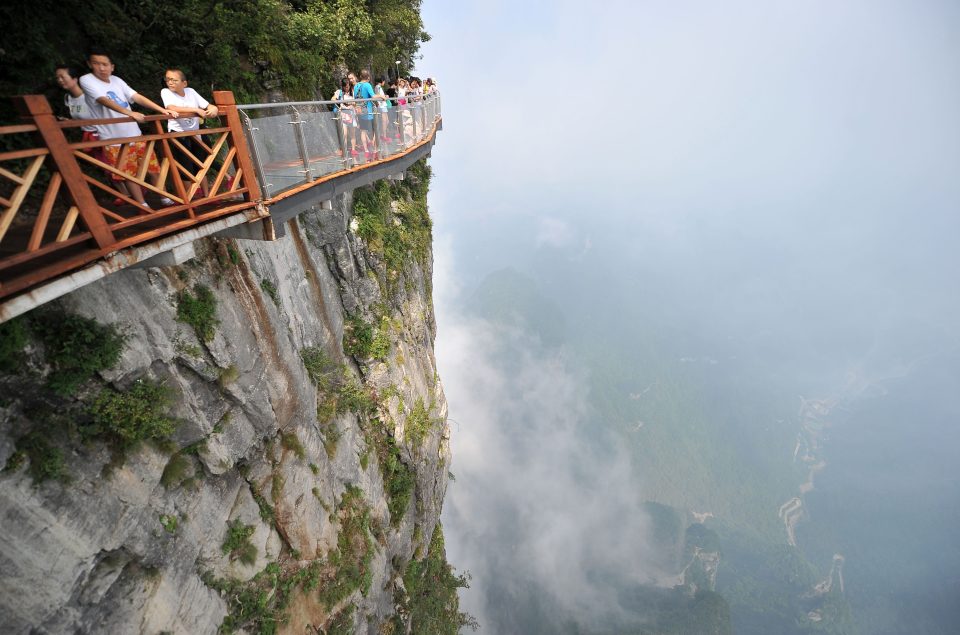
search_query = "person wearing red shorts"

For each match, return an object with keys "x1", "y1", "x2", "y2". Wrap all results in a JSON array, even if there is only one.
[{"x1": 79, "y1": 48, "x2": 177, "y2": 209}]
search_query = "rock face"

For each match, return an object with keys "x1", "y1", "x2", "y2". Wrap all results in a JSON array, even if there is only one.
[{"x1": 0, "y1": 172, "x2": 451, "y2": 633}]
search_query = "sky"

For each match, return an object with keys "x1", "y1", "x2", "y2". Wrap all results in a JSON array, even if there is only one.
[{"x1": 413, "y1": 1, "x2": 960, "y2": 631}]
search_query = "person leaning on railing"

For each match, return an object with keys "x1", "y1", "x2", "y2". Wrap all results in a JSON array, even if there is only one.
[
  {"x1": 396, "y1": 78, "x2": 413, "y2": 144},
  {"x1": 161, "y1": 68, "x2": 219, "y2": 200},
  {"x1": 331, "y1": 78, "x2": 359, "y2": 157},
  {"x1": 56, "y1": 63, "x2": 127, "y2": 205},
  {"x1": 352, "y1": 70, "x2": 380, "y2": 161},
  {"x1": 80, "y1": 48, "x2": 178, "y2": 209},
  {"x1": 54, "y1": 65, "x2": 99, "y2": 146}
]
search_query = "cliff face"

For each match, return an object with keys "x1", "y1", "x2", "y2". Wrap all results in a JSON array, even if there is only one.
[{"x1": 0, "y1": 165, "x2": 455, "y2": 633}]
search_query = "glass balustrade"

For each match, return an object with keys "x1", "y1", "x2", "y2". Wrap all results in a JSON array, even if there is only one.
[{"x1": 238, "y1": 93, "x2": 441, "y2": 198}]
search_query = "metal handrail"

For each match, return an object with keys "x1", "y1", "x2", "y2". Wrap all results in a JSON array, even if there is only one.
[{"x1": 237, "y1": 91, "x2": 439, "y2": 111}]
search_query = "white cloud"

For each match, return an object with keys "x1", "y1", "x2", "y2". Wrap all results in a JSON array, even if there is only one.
[{"x1": 534, "y1": 216, "x2": 574, "y2": 248}]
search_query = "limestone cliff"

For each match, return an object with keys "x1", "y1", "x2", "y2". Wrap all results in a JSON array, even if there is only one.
[{"x1": 0, "y1": 162, "x2": 465, "y2": 633}]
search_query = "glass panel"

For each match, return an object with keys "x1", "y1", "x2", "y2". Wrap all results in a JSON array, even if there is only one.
[
  {"x1": 244, "y1": 109, "x2": 305, "y2": 196},
  {"x1": 300, "y1": 107, "x2": 347, "y2": 178},
  {"x1": 238, "y1": 94, "x2": 441, "y2": 198}
]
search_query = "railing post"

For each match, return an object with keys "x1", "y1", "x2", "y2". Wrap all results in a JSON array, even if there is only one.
[
  {"x1": 371, "y1": 103, "x2": 381, "y2": 159},
  {"x1": 240, "y1": 111, "x2": 272, "y2": 199},
  {"x1": 334, "y1": 108, "x2": 350, "y2": 168},
  {"x1": 419, "y1": 99, "x2": 426, "y2": 140},
  {"x1": 213, "y1": 91, "x2": 263, "y2": 202},
  {"x1": 411, "y1": 102, "x2": 419, "y2": 142},
  {"x1": 394, "y1": 106, "x2": 405, "y2": 150},
  {"x1": 15, "y1": 95, "x2": 115, "y2": 249},
  {"x1": 288, "y1": 106, "x2": 313, "y2": 182}
]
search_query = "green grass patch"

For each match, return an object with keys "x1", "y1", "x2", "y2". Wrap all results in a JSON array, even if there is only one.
[
  {"x1": 368, "y1": 430, "x2": 416, "y2": 527},
  {"x1": 213, "y1": 411, "x2": 232, "y2": 434},
  {"x1": 321, "y1": 423, "x2": 342, "y2": 460},
  {"x1": 218, "y1": 364, "x2": 239, "y2": 388},
  {"x1": 222, "y1": 519, "x2": 258, "y2": 566},
  {"x1": 252, "y1": 490, "x2": 276, "y2": 525},
  {"x1": 342, "y1": 315, "x2": 374, "y2": 359},
  {"x1": 159, "y1": 513, "x2": 179, "y2": 534},
  {"x1": 204, "y1": 560, "x2": 324, "y2": 635},
  {"x1": 300, "y1": 347, "x2": 374, "y2": 419},
  {"x1": 342, "y1": 314, "x2": 391, "y2": 362},
  {"x1": 176, "y1": 284, "x2": 219, "y2": 342},
  {"x1": 271, "y1": 472, "x2": 285, "y2": 505},
  {"x1": 280, "y1": 431, "x2": 306, "y2": 461},
  {"x1": 7, "y1": 430, "x2": 66, "y2": 483},
  {"x1": 260, "y1": 278, "x2": 280, "y2": 307},
  {"x1": 404, "y1": 398, "x2": 432, "y2": 446},
  {"x1": 87, "y1": 379, "x2": 178, "y2": 450},
  {"x1": 161, "y1": 454, "x2": 192, "y2": 489},
  {"x1": 371, "y1": 316, "x2": 392, "y2": 360},
  {"x1": 30, "y1": 309, "x2": 126, "y2": 395},
  {"x1": 317, "y1": 485, "x2": 375, "y2": 609}
]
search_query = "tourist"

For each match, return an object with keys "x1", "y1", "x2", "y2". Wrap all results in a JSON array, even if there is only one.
[
  {"x1": 57, "y1": 63, "x2": 130, "y2": 205},
  {"x1": 397, "y1": 78, "x2": 412, "y2": 144},
  {"x1": 351, "y1": 70, "x2": 378, "y2": 161},
  {"x1": 332, "y1": 78, "x2": 358, "y2": 158},
  {"x1": 79, "y1": 49, "x2": 178, "y2": 208},
  {"x1": 161, "y1": 68, "x2": 218, "y2": 198},
  {"x1": 375, "y1": 77, "x2": 392, "y2": 147}
]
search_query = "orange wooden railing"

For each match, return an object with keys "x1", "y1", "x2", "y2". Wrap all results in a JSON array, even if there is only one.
[{"x1": 0, "y1": 91, "x2": 259, "y2": 300}]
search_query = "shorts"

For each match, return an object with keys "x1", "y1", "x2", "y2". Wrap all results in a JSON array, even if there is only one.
[
  {"x1": 358, "y1": 117, "x2": 374, "y2": 134},
  {"x1": 80, "y1": 130, "x2": 105, "y2": 162},
  {"x1": 103, "y1": 142, "x2": 160, "y2": 182}
]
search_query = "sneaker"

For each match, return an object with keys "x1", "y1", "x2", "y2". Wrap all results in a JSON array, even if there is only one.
[
  {"x1": 350, "y1": 149, "x2": 359, "y2": 156},
  {"x1": 381, "y1": 136, "x2": 392, "y2": 143},
  {"x1": 159, "y1": 197, "x2": 175, "y2": 206},
  {"x1": 113, "y1": 197, "x2": 124, "y2": 206}
]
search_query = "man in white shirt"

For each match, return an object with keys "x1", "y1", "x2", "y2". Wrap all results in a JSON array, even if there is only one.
[
  {"x1": 79, "y1": 49, "x2": 177, "y2": 208},
  {"x1": 161, "y1": 69, "x2": 219, "y2": 197}
]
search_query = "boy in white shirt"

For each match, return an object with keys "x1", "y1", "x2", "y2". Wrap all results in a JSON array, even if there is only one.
[
  {"x1": 161, "y1": 69, "x2": 218, "y2": 132},
  {"x1": 161, "y1": 69, "x2": 219, "y2": 197},
  {"x1": 79, "y1": 49, "x2": 177, "y2": 208}
]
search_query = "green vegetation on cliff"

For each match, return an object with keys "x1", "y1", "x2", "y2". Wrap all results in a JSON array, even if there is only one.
[
  {"x1": 394, "y1": 524, "x2": 477, "y2": 634},
  {"x1": 353, "y1": 159, "x2": 433, "y2": 286}
]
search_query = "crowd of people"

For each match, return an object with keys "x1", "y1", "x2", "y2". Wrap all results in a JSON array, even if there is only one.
[
  {"x1": 331, "y1": 69, "x2": 437, "y2": 161},
  {"x1": 54, "y1": 48, "x2": 437, "y2": 208}
]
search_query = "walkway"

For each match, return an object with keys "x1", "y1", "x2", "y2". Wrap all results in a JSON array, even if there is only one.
[{"x1": 0, "y1": 90, "x2": 441, "y2": 321}]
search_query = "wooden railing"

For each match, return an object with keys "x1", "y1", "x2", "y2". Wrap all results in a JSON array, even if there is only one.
[{"x1": 0, "y1": 91, "x2": 259, "y2": 300}]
